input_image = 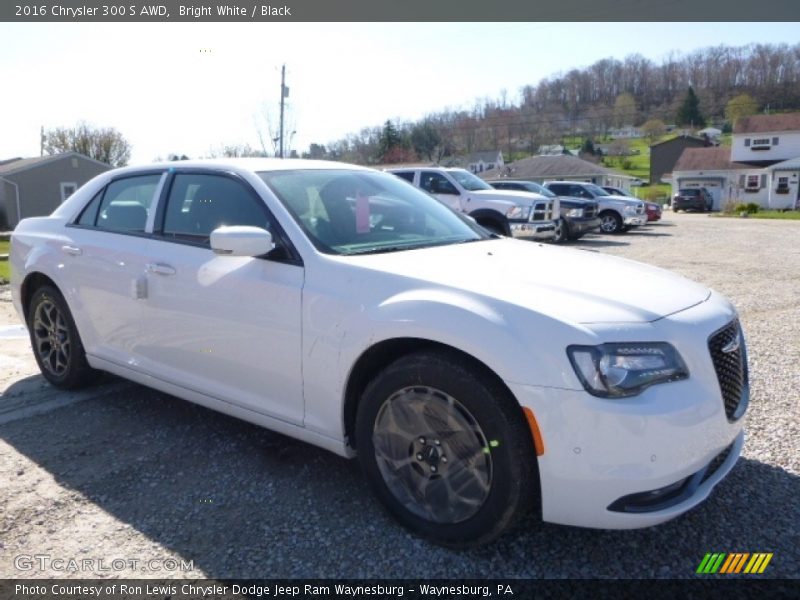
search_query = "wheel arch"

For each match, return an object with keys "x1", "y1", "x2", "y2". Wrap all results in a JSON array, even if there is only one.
[
  {"x1": 343, "y1": 337, "x2": 522, "y2": 452},
  {"x1": 468, "y1": 208, "x2": 510, "y2": 235},
  {"x1": 20, "y1": 271, "x2": 60, "y2": 318}
]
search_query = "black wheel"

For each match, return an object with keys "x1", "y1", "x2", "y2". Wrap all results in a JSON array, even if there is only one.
[
  {"x1": 599, "y1": 210, "x2": 623, "y2": 234},
  {"x1": 552, "y1": 218, "x2": 568, "y2": 243},
  {"x1": 479, "y1": 220, "x2": 505, "y2": 236},
  {"x1": 27, "y1": 285, "x2": 98, "y2": 389},
  {"x1": 355, "y1": 350, "x2": 538, "y2": 547}
]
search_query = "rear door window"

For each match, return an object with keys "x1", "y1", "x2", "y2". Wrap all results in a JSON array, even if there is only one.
[{"x1": 94, "y1": 175, "x2": 162, "y2": 232}]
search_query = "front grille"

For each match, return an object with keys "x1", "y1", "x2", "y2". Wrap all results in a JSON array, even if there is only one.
[
  {"x1": 708, "y1": 320, "x2": 749, "y2": 421},
  {"x1": 584, "y1": 203, "x2": 598, "y2": 219},
  {"x1": 636, "y1": 203, "x2": 645, "y2": 215},
  {"x1": 531, "y1": 201, "x2": 549, "y2": 222}
]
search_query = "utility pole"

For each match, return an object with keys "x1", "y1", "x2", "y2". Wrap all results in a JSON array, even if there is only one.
[{"x1": 279, "y1": 64, "x2": 287, "y2": 158}]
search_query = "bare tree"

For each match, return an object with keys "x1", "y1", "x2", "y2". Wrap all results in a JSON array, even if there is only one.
[{"x1": 44, "y1": 121, "x2": 131, "y2": 167}]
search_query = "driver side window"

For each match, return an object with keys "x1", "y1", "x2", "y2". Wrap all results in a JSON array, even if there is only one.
[
  {"x1": 161, "y1": 174, "x2": 272, "y2": 244},
  {"x1": 421, "y1": 172, "x2": 458, "y2": 195}
]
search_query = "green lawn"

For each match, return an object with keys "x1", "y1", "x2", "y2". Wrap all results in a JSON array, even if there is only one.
[
  {"x1": 717, "y1": 210, "x2": 800, "y2": 220},
  {"x1": 0, "y1": 240, "x2": 9, "y2": 283}
]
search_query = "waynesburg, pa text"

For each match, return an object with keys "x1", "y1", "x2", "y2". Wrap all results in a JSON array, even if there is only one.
[{"x1": 15, "y1": 584, "x2": 514, "y2": 598}]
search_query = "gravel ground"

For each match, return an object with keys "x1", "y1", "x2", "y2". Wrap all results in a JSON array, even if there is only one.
[{"x1": 0, "y1": 212, "x2": 798, "y2": 579}]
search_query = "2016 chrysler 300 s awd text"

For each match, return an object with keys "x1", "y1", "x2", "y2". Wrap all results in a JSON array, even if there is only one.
[{"x1": 10, "y1": 159, "x2": 748, "y2": 546}]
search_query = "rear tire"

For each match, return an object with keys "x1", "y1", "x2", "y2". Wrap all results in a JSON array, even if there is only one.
[
  {"x1": 27, "y1": 285, "x2": 98, "y2": 389},
  {"x1": 355, "y1": 350, "x2": 538, "y2": 547}
]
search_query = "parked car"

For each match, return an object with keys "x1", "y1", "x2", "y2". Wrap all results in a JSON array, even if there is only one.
[
  {"x1": 488, "y1": 179, "x2": 600, "y2": 243},
  {"x1": 11, "y1": 159, "x2": 748, "y2": 546},
  {"x1": 673, "y1": 188, "x2": 714, "y2": 212},
  {"x1": 644, "y1": 201, "x2": 663, "y2": 222},
  {"x1": 544, "y1": 181, "x2": 646, "y2": 234},
  {"x1": 387, "y1": 167, "x2": 557, "y2": 241},
  {"x1": 599, "y1": 186, "x2": 662, "y2": 222}
]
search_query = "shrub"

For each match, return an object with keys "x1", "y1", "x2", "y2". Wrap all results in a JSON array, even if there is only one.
[{"x1": 733, "y1": 202, "x2": 760, "y2": 214}]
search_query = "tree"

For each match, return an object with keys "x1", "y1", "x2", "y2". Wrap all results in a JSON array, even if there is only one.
[
  {"x1": 581, "y1": 138, "x2": 596, "y2": 155},
  {"x1": 724, "y1": 93, "x2": 758, "y2": 124},
  {"x1": 378, "y1": 120, "x2": 403, "y2": 163},
  {"x1": 613, "y1": 93, "x2": 638, "y2": 128},
  {"x1": 641, "y1": 118, "x2": 667, "y2": 144},
  {"x1": 410, "y1": 121, "x2": 442, "y2": 161},
  {"x1": 676, "y1": 86, "x2": 705, "y2": 128},
  {"x1": 44, "y1": 121, "x2": 131, "y2": 167}
]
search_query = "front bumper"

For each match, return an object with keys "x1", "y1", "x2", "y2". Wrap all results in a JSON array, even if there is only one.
[
  {"x1": 509, "y1": 220, "x2": 556, "y2": 240},
  {"x1": 564, "y1": 216, "x2": 601, "y2": 236},
  {"x1": 507, "y1": 296, "x2": 746, "y2": 529},
  {"x1": 623, "y1": 215, "x2": 646, "y2": 226}
]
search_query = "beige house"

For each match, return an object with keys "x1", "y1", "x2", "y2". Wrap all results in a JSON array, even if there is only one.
[{"x1": 0, "y1": 153, "x2": 111, "y2": 229}]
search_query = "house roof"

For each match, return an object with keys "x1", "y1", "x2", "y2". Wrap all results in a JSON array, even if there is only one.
[
  {"x1": 650, "y1": 134, "x2": 707, "y2": 148},
  {"x1": 482, "y1": 154, "x2": 619, "y2": 179},
  {"x1": 0, "y1": 152, "x2": 111, "y2": 176},
  {"x1": 466, "y1": 150, "x2": 501, "y2": 163},
  {"x1": 673, "y1": 147, "x2": 756, "y2": 171},
  {"x1": 734, "y1": 113, "x2": 800, "y2": 134},
  {"x1": 768, "y1": 157, "x2": 800, "y2": 171}
]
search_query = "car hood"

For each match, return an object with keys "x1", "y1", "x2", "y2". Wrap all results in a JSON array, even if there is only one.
[
  {"x1": 603, "y1": 194, "x2": 643, "y2": 206},
  {"x1": 345, "y1": 239, "x2": 709, "y2": 324},
  {"x1": 469, "y1": 189, "x2": 549, "y2": 205}
]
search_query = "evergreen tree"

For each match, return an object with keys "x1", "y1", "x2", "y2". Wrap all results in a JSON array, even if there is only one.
[{"x1": 676, "y1": 87, "x2": 705, "y2": 128}]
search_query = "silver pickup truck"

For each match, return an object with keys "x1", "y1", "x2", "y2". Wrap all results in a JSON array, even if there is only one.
[
  {"x1": 544, "y1": 181, "x2": 646, "y2": 234},
  {"x1": 388, "y1": 167, "x2": 558, "y2": 241}
]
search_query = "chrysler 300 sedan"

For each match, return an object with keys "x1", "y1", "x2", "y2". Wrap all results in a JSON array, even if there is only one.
[{"x1": 10, "y1": 159, "x2": 748, "y2": 546}]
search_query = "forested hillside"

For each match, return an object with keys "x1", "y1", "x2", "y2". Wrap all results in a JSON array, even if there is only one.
[{"x1": 307, "y1": 43, "x2": 800, "y2": 165}]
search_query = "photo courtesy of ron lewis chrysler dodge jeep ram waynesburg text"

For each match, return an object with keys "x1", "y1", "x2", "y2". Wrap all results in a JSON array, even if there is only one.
[{"x1": 10, "y1": 159, "x2": 748, "y2": 546}]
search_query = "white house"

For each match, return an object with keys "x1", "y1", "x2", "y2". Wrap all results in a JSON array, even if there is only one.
[
  {"x1": 731, "y1": 113, "x2": 800, "y2": 165},
  {"x1": 672, "y1": 113, "x2": 800, "y2": 210},
  {"x1": 466, "y1": 150, "x2": 503, "y2": 174}
]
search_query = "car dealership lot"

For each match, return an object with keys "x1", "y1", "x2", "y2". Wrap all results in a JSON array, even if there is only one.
[{"x1": 1, "y1": 212, "x2": 798, "y2": 579}]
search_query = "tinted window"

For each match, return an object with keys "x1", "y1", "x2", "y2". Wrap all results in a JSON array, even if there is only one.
[
  {"x1": 420, "y1": 172, "x2": 458, "y2": 195},
  {"x1": 392, "y1": 171, "x2": 415, "y2": 183},
  {"x1": 96, "y1": 175, "x2": 161, "y2": 232},
  {"x1": 161, "y1": 174, "x2": 271, "y2": 244},
  {"x1": 76, "y1": 190, "x2": 104, "y2": 226}
]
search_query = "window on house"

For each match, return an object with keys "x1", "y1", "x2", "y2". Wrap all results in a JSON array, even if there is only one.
[
  {"x1": 744, "y1": 138, "x2": 750, "y2": 147},
  {"x1": 60, "y1": 182, "x2": 78, "y2": 203},
  {"x1": 773, "y1": 137, "x2": 779, "y2": 146},
  {"x1": 746, "y1": 175, "x2": 760, "y2": 189},
  {"x1": 776, "y1": 176, "x2": 789, "y2": 194},
  {"x1": 751, "y1": 138, "x2": 771, "y2": 150}
]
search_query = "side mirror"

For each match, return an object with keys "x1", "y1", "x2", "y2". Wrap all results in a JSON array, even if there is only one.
[{"x1": 210, "y1": 226, "x2": 275, "y2": 257}]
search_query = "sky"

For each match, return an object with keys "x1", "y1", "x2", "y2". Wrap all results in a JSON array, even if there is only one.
[{"x1": 2, "y1": 22, "x2": 799, "y2": 165}]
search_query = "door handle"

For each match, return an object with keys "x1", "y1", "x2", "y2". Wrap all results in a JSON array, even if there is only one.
[
  {"x1": 61, "y1": 245, "x2": 82, "y2": 256},
  {"x1": 146, "y1": 262, "x2": 176, "y2": 276}
]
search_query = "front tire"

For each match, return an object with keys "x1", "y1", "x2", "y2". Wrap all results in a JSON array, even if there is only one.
[
  {"x1": 599, "y1": 210, "x2": 623, "y2": 234},
  {"x1": 27, "y1": 285, "x2": 98, "y2": 389},
  {"x1": 552, "y1": 218, "x2": 568, "y2": 243},
  {"x1": 355, "y1": 350, "x2": 538, "y2": 547}
]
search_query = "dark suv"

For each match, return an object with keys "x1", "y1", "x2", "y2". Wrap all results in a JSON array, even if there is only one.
[
  {"x1": 488, "y1": 180, "x2": 600, "y2": 243},
  {"x1": 673, "y1": 188, "x2": 713, "y2": 212}
]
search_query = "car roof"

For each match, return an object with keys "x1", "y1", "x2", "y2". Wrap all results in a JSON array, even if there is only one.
[{"x1": 110, "y1": 158, "x2": 374, "y2": 177}]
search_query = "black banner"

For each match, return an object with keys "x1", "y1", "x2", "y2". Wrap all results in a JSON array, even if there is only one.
[
  {"x1": 1, "y1": 579, "x2": 799, "y2": 600},
  {"x1": 3, "y1": 0, "x2": 800, "y2": 22}
]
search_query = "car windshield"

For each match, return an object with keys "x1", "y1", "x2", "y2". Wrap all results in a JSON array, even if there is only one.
[
  {"x1": 260, "y1": 169, "x2": 487, "y2": 255},
  {"x1": 585, "y1": 184, "x2": 610, "y2": 196},
  {"x1": 523, "y1": 182, "x2": 557, "y2": 198},
  {"x1": 449, "y1": 170, "x2": 493, "y2": 191}
]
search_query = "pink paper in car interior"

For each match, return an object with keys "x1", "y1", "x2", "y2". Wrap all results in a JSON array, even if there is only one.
[{"x1": 356, "y1": 191, "x2": 370, "y2": 233}]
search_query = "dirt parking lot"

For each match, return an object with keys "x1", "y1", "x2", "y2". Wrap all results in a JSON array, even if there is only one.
[{"x1": 1, "y1": 212, "x2": 798, "y2": 579}]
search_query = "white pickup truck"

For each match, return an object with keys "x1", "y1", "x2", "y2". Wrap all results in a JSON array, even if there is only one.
[{"x1": 388, "y1": 167, "x2": 558, "y2": 241}]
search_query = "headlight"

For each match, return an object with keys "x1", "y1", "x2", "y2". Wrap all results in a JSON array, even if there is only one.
[
  {"x1": 565, "y1": 208, "x2": 583, "y2": 218},
  {"x1": 567, "y1": 343, "x2": 689, "y2": 398},
  {"x1": 506, "y1": 205, "x2": 532, "y2": 220},
  {"x1": 623, "y1": 205, "x2": 638, "y2": 214}
]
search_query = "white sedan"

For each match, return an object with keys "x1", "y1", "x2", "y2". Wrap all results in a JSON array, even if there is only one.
[{"x1": 10, "y1": 159, "x2": 748, "y2": 546}]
